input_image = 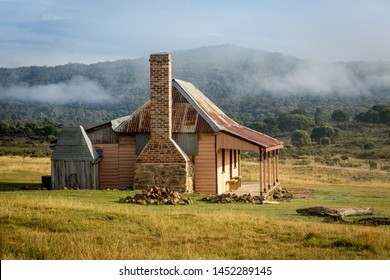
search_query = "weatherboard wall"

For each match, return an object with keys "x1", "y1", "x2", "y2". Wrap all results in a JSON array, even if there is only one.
[
  {"x1": 94, "y1": 135, "x2": 136, "y2": 190},
  {"x1": 194, "y1": 133, "x2": 216, "y2": 194}
]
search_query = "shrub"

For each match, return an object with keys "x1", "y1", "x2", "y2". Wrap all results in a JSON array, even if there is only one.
[
  {"x1": 311, "y1": 125, "x2": 340, "y2": 144},
  {"x1": 292, "y1": 159, "x2": 311, "y2": 165},
  {"x1": 340, "y1": 162, "x2": 362, "y2": 168},
  {"x1": 382, "y1": 165, "x2": 390, "y2": 172},
  {"x1": 278, "y1": 113, "x2": 315, "y2": 132},
  {"x1": 368, "y1": 160, "x2": 378, "y2": 170},
  {"x1": 320, "y1": 137, "x2": 332, "y2": 146},
  {"x1": 291, "y1": 130, "x2": 311, "y2": 148},
  {"x1": 363, "y1": 141, "x2": 376, "y2": 150},
  {"x1": 324, "y1": 157, "x2": 340, "y2": 166},
  {"x1": 332, "y1": 109, "x2": 351, "y2": 122}
]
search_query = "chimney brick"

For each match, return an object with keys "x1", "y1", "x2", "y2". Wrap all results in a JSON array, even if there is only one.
[
  {"x1": 134, "y1": 53, "x2": 194, "y2": 192},
  {"x1": 136, "y1": 53, "x2": 187, "y2": 164}
]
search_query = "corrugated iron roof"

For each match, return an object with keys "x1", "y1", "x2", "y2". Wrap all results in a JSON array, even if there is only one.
[
  {"x1": 52, "y1": 126, "x2": 99, "y2": 161},
  {"x1": 115, "y1": 90, "x2": 215, "y2": 134},
  {"x1": 173, "y1": 79, "x2": 283, "y2": 149},
  {"x1": 114, "y1": 79, "x2": 283, "y2": 150}
]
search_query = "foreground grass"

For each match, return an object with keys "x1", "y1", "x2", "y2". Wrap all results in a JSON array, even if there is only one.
[
  {"x1": 1, "y1": 189, "x2": 389, "y2": 260},
  {"x1": 1, "y1": 156, "x2": 389, "y2": 260}
]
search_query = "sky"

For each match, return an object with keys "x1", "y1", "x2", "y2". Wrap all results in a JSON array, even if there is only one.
[{"x1": 1, "y1": 0, "x2": 390, "y2": 67}]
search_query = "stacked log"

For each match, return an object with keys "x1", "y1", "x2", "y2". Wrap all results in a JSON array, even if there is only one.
[{"x1": 120, "y1": 186, "x2": 193, "y2": 205}]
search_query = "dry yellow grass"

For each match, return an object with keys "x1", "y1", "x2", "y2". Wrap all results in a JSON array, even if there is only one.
[
  {"x1": 241, "y1": 158, "x2": 390, "y2": 187},
  {"x1": 1, "y1": 191, "x2": 389, "y2": 260},
  {"x1": 1, "y1": 156, "x2": 390, "y2": 260},
  {"x1": 0, "y1": 156, "x2": 50, "y2": 183}
]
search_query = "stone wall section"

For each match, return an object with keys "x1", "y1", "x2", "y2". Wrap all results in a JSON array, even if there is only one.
[{"x1": 133, "y1": 162, "x2": 194, "y2": 192}]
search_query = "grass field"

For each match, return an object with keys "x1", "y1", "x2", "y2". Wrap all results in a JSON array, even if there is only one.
[{"x1": 1, "y1": 156, "x2": 389, "y2": 260}]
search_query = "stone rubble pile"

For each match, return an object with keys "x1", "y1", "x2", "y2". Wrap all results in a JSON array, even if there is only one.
[
  {"x1": 120, "y1": 186, "x2": 193, "y2": 205},
  {"x1": 201, "y1": 193, "x2": 264, "y2": 204},
  {"x1": 272, "y1": 187, "x2": 293, "y2": 199}
]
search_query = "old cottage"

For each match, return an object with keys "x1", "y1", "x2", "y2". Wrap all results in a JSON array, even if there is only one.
[{"x1": 53, "y1": 53, "x2": 283, "y2": 195}]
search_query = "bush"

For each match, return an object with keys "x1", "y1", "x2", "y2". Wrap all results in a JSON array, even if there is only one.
[
  {"x1": 292, "y1": 159, "x2": 311, "y2": 165},
  {"x1": 291, "y1": 130, "x2": 311, "y2": 148},
  {"x1": 332, "y1": 109, "x2": 351, "y2": 122},
  {"x1": 340, "y1": 162, "x2": 362, "y2": 168},
  {"x1": 278, "y1": 113, "x2": 315, "y2": 132},
  {"x1": 320, "y1": 137, "x2": 332, "y2": 146},
  {"x1": 311, "y1": 125, "x2": 340, "y2": 144},
  {"x1": 368, "y1": 160, "x2": 378, "y2": 170},
  {"x1": 382, "y1": 165, "x2": 390, "y2": 172},
  {"x1": 363, "y1": 141, "x2": 376, "y2": 150},
  {"x1": 325, "y1": 157, "x2": 340, "y2": 166}
]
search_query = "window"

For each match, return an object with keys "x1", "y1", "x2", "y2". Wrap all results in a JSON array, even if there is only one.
[
  {"x1": 222, "y1": 149, "x2": 225, "y2": 173},
  {"x1": 234, "y1": 150, "x2": 237, "y2": 168}
]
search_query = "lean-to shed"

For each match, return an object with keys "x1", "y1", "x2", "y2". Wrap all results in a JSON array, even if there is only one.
[{"x1": 51, "y1": 126, "x2": 101, "y2": 189}]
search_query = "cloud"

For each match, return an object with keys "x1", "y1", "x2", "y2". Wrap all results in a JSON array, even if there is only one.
[
  {"x1": 0, "y1": 76, "x2": 110, "y2": 104},
  {"x1": 259, "y1": 61, "x2": 370, "y2": 95}
]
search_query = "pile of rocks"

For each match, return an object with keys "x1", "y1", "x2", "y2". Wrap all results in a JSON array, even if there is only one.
[
  {"x1": 120, "y1": 186, "x2": 193, "y2": 205},
  {"x1": 201, "y1": 193, "x2": 264, "y2": 204},
  {"x1": 272, "y1": 187, "x2": 293, "y2": 199}
]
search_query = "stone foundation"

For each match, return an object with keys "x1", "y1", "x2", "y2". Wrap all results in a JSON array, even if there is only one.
[{"x1": 133, "y1": 162, "x2": 194, "y2": 192}]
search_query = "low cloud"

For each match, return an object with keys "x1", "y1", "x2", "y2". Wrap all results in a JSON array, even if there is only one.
[
  {"x1": 0, "y1": 76, "x2": 110, "y2": 103},
  {"x1": 260, "y1": 61, "x2": 365, "y2": 95},
  {"x1": 259, "y1": 62, "x2": 390, "y2": 96}
]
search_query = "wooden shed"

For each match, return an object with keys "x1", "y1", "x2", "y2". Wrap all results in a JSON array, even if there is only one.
[{"x1": 51, "y1": 126, "x2": 101, "y2": 189}]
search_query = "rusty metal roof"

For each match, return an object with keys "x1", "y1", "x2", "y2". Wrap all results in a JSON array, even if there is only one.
[
  {"x1": 173, "y1": 79, "x2": 283, "y2": 149},
  {"x1": 115, "y1": 79, "x2": 283, "y2": 150}
]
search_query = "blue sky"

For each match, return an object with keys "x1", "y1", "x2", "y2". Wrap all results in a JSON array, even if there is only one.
[{"x1": 1, "y1": 0, "x2": 390, "y2": 67}]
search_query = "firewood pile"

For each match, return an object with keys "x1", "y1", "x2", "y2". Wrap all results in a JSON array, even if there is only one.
[
  {"x1": 201, "y1": 193, "x2": 264, "y2": 204},
  {"x1": 120, "y1": 186, "x2": 193, "y2": 205}
]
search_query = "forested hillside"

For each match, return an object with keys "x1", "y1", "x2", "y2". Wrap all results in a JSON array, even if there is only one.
[{"x1": 1, "y1": 45, "x2": 390, "y2": 127}]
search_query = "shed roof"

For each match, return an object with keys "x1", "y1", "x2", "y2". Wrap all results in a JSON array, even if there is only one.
[
  {"x1": 52, "y1": 126, "x2": 100, "y2": 161},
  {"x1": 115, "y1": 79, "x2": 282, "y2": 150}
]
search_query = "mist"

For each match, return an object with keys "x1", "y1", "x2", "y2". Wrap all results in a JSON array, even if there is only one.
[
  {"x1": 0, "y1": 76, "x2": 110, "y2": 104},
  {"x1": 259, "y1": 62, "x2": 356, "y2": 95},
  {"x1": 242, "y1": 60, "x2": 390, "y2": 97}
]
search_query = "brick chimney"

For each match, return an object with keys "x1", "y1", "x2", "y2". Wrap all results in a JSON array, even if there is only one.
[
  {"x1": 150, "y1": 53, "x2": 173, "y2": 143},
  {"x1": 133, "y1": 53, "x2": 194, "y2": 191}
]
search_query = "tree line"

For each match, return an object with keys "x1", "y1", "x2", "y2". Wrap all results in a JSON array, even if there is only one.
[
  {"x1": 0, "y1": 118, "x2": 62, "y2": 141},
  {"x1": 245, "y1": 104, "x2": 389, "y2": 148}
]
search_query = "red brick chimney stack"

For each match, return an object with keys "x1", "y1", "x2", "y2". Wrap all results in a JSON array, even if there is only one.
[
  {"x1": 135, "y1": 53, "x2": 187, "y2": 164},
  {"x1": 149, "y1": 53, "x2": 172, "y2": 141},
  {"x1": 133, "y1": 53, "x2": 194, "y2": 191}
]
